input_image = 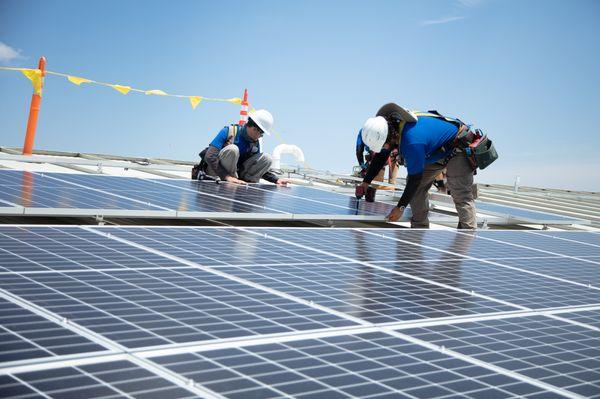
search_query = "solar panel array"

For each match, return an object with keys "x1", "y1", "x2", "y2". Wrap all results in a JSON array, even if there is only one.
[
  {"x1": 1, "y1": 226, "x2": 599, "y2": 398},
  {"x1": 0, "y1": 170, "x2": 395, "y2": 220}
]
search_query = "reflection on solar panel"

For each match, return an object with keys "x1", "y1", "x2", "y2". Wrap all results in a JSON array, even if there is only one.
[
  {"x1": 0, "y1": 170, "x2": 396, "y2": 220},
  {"x1": 1, "y1": 226, "x2": 599, "y2": 398}
]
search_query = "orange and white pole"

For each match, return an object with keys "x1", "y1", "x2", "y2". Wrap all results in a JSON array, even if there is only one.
[
  {"x1": 22, "y1": 57, "x2": 46, "y2": 155},
  {"x1": 238, "y1": 88, "x2": 248, "y2": 126}
]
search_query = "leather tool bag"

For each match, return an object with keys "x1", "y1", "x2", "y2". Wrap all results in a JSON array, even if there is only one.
[{"x1": 461, "y1": 129, "x2": 498, "y2": 170}]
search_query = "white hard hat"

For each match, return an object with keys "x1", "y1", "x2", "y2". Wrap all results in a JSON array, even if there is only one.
[
  {"x1": 362, "y1": 116, "x2": 388, "y2": 153},
  {"x1": 248, "y1": 109, "x2": 274, "y2": 136}
]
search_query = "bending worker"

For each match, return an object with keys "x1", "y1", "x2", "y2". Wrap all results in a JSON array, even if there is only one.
[
  {"x1": 359, "y1": 103, "x2": 479, "y2": 229},
  {"x1": 356, "y1": 129, "x2": 399, "y2": 202},
  {"x1": 202, "y1": 109, "x2": 288, "y2": 186}
]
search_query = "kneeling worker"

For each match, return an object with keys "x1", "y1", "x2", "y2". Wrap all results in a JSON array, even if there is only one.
[
  {"x1": 360, "y1": 103, "x2": 496, "y2": 229},
  {"x1": 203, "y1": 109, "x2": 288, "y2": 186}
]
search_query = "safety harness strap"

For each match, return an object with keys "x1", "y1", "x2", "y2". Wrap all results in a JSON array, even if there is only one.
[{"x1": 227, "y1": 124, "x2": 239, "y2": 145}]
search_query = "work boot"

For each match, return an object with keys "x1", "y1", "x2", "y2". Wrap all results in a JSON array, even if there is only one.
[{"x1": 365, "y1": 187, "x2": 376, "y2": 202}]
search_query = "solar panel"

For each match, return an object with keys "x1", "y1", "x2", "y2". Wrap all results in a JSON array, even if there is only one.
[
  {"x1": 474, "y1": 201, "x2": 589, "y2": 225},
  {"x1": 213, "y1": 262, "x2": 513, "y2": 323},
  {"x1": 476, "y1": 230, "x2": 600, "y2": 258},
  {"x1": 490, "y1": 257, "x2": 600, "y2": 288},
  {"x1": 151, "y1": 332, "x2": 562, "y2": 399},
  {"x1": 105, "y1": 226, "x2": 343, "y2": 267},
  {"x1": 375, "y1": 259, "x2": 600, "y2": 309},
  {"x1": 0, "y1": 270, "x2": 353, "y2": 349},
  {"x1": 260, "y1": 228, "x2": 583, "y2": 263},
  {"x1": 530, "y1": 231, "x2": 600, "y2": 247},
  {"x1": 403, "y1": 316, "x2": 600, "y2": 398},
  {"x1": 0, "y1": 298, "x2": 108, "y2": 364},
  {"x1": 1, "y1": 360, "x2": 199, "y2": 398},
  {"x1": 155, "y1": 178, "x2": 394, "y2": 216},
  {"x1": 0, "y1": 170, "x2": 398, "y2": 220},
  {"x1": 50, "y1": 173, "x2": 287, "y2": 214},
  {"x1": 1, "y1": 225, "x2": 599, "y2": 398},
  {"x1": 559, "y1": 309, "x2": 600, "y2": 329},
  {"x1": 0, "y1": 170, "x2": 162, "y2": 211},
  {"x1": 0, "y1": 226, "x2": 186, "y2": 272}
]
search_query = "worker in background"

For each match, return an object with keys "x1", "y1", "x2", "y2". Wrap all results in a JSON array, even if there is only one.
[
  {"x1": 359, "y1": 103, "x2": 480, "y2": 229},
  {"x1": 356, "y1": 129, "x2": 400, "y2": 202},
  {"x1": 432, "y1": 170, "x2": 448, "y2": 194},
  {"x1": 200, "y1": 109, "x2": 288, "y2": 186}
]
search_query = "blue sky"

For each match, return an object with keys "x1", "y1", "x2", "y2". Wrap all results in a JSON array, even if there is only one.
[{"x1": 1, "y1": 0, "x2": 599, "y2": 191}]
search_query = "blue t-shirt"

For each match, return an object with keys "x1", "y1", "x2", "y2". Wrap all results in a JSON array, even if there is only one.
[
  {"x1": 400, "y1": 116, "x2": 459, "y2": 175},
  {"x1": 356, "y1": 129, "x2": 370, "y2": 152},
  {"x1": 209, "y1": 125, "x2": 261, "y2": 166}
]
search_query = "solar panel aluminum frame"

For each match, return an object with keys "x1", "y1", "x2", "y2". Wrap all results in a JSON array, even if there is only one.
[
  {"x1": 0, "y1": 153, "x2": 191, "y2": 173},
  {"x1": 0, "y1": 206, "x2": 388, "y2": 221},
  {"x1": 431, "y1": 202, "x2": 590, "y2": 226}
]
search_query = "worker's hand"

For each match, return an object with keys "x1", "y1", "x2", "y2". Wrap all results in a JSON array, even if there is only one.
[
  {"x1": 225, "y1": 176, "x2": 247, "y2": 185},
  {"x1": 386, "y1": 206, "x2": 405, "y2": 222},
  {"x1": 355, "y1": 182, "x2": 370, "y2": 199},
  {"x1": 276, "y1": 178, "x2": 289, "y2": 187}
]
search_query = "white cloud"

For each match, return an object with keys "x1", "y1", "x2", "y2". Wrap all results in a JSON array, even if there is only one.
[
  {"x1": 456, "y1": 0, "x2": 486, "y2": 8},
  {"x1": 421, "y1": 0, "x2": 486, "y2": 27},
  {"x1": 0, "y1": 42, "x2": 23, "y2": 63},
  {"x1": 421, "y1": 15, "x2": 466, "y2": 26}
]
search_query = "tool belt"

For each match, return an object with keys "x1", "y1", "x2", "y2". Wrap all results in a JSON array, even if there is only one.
[{"x1": 438, "y1": 125, "x2": 498, "y2": 171}]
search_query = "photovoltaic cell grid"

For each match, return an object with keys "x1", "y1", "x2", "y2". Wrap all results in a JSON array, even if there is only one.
[
  {"x1": 0, "y1": 226, "x2": 186, "y2": 273},
  {"x1": 156, "y1": 178, "x2": 394, "y2": 216},
  {"x1": 0, "y1": 298, "x2": 108, "y2": 364},
  {"x1": 0, "y1": 170, "x2": 397, "y2": 218},
  {"x1": 1, "y1": 226, "x2": 600, "y2": 398},
  {"x1": 152, "y1": 332, "x2": 561, "y2": 399},
  {"x1": 475, "y1": 230, "x2": 600, "y2": 257},
  {"x1": 214, "y1": 262, "x2": 514, "y2": 323},
  {"x1": 53, "y1": 172, "x2": 278, "y2": 214},
  {"x1": 404, "y1": 316, "x2": 600, "y2": 398},
  {"x1": 105, "y1": 226, "x2": 344, "y2": 267},
  {"x1": 0, "y1": 269, "x2": 353, "y2": 349},
  {"x1": 0, "y1": 360, "x2": 197, "y2": 399},
  {"x1": 0, "y1": 170, "x2": 161, "y2": 211},
  {"x1": 375, "y1": 259, "x2": 600, "y2": 309}
]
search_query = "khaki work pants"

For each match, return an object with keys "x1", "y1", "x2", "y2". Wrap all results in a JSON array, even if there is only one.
[
  {"x1": 410, "y1": 154, "x2": 476, "y2": 229},
  {"x1": 216, "y1": 144, "x2": 273, "y2": 183}
]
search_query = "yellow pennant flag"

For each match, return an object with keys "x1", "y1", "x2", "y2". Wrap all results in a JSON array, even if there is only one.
[
  {"x1": 21, "y1": 69, "x2": 43, "y2": 95},
  {"x1": 145, "y1": 89, "x2": 167, "y2": 96},
  {"x1": 189, "y1": 96, "x2": 202, "y2": 109},
  {"x1": 227, "y1": 97, "x2": 242, "y2": 105},
  {"x1": 110, "y1": 84, "x2": 131, "y2": 95},
  {"x1": 67, "y1": 75, "x2": 92, "y2": 86}
]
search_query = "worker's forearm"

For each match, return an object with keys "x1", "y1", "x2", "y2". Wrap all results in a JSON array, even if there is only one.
[{"x1": 363, "y1": 149, "x2": 390, "y2": 183}]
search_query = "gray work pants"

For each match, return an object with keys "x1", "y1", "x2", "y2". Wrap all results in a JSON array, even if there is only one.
[
  {"x1": 410, "y1": 154, "x2": 477, "y2": 229},
  {"x1": 217, "y1": 144, "x2": 272, "y2": 183}
]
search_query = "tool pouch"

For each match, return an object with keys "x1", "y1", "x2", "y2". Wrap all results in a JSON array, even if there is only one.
[
  {"x1": 464, "y1": 131, "x2": 498, "y2": 170},
  {"x1": 192, "y1": 147, "x2": 210, "y2": 180}
]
